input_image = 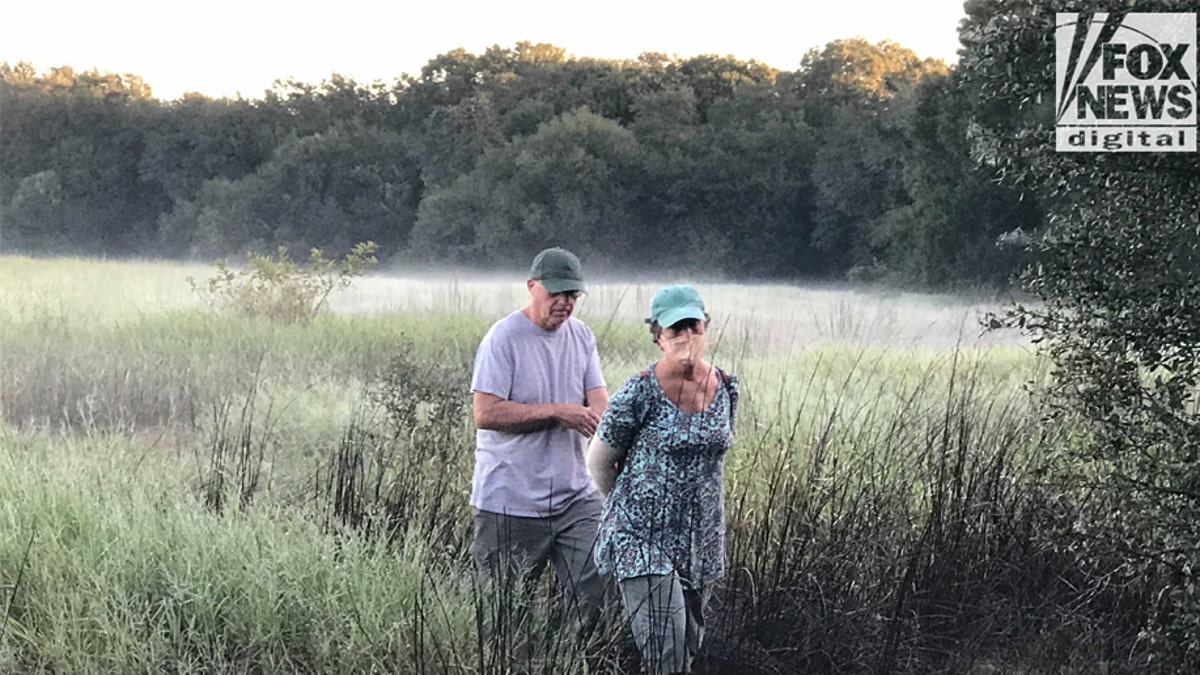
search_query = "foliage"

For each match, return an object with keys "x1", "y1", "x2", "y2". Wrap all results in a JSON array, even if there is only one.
[
  {"x1": 160, "y1": 124, "x2": 419, "y2": 258},
  {"x1": 793, "y1": 38, "x2": 948, "y2": 106},
  {"x1": 136, "y1": 95, "x2": 281, "y2": 206},
  {"x1": 960, "y1": 0, "x2": 1200, "y2": 667},
  {"x1": 190, "y1": 242, "x2": 377, "y2": 324},
  {"x1": 411, "y1": 108, "x2": 642, "y2": 264},
  {"x1": 2, "y1": 41, "x2": 1039, "y2": 288},
  {"x1": 0, "y1": 171, "x2": 69, "y2": 253},
  {"x1": 787, "y1": 38, "x2": 987, "y2": 279},
  {"x1": 0, "y1": 64, "x2": 165, "y2": 253},
  {"x1": 323, "y1": 348, "x2": 473, "y2": 554},
  {"x1": 884, "y1": 71, "x2": 1039, "y2": 288}
]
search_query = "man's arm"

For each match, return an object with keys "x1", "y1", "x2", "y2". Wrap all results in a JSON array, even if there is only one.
[
  {"x1": 473, "y1": 392, "x2": 602, "y2": 436},
  {"x1": 585, "y1": 385, "x2": 608, "y2": 418}
]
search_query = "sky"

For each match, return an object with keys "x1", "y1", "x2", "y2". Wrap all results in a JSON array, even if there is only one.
[{"x1": 3, "y1": 1, "x2": 967, "y2": 101}]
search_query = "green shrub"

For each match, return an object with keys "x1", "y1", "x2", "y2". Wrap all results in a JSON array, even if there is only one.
[{"x1": 191, "y1": 242, "x2": 377, "y2": 324}]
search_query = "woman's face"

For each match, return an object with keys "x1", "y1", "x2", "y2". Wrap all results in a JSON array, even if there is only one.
[{"x1": 657, "y1": 318, "x2": 706, "y2": 371}]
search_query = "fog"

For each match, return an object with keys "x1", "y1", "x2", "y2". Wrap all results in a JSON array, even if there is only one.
[{"x1": 330, "y1": 267, "x2": 1028, "y2": 352}]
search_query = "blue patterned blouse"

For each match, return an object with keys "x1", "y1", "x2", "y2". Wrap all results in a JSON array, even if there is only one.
[{"x1": 593, "y1": 365, "x2": 739, "y2": 586}]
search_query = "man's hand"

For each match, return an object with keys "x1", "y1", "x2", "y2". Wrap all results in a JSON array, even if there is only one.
[
  {"x1": 473, "y1": 392, "x2": 602, "y2": 436},
  {"x1": 553, "y1": 404, "x2": 601, "y2": 437}
]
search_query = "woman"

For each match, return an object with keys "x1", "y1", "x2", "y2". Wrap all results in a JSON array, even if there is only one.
[{"x1": 587, "y1": 284, "x2": 738, "y2": 674}]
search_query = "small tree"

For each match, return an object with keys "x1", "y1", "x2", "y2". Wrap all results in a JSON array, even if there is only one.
[
  {"x1": 192, "y1": 241, "x2": 377, "y2": 324},
  {"x1": 960, "y1": 1, "x2": 1200, "y2": 667}
]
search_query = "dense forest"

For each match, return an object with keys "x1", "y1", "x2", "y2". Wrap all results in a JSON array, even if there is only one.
[{"x1": 0, "y1": 36, "x2": 1042, "y2": 288}]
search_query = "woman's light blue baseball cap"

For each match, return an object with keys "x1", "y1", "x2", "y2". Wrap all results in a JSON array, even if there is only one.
[{"x1": 646, "y1": 284, "x2": 706, "y2": 328}]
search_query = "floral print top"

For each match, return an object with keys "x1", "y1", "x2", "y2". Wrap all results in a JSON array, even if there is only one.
[{"x1": 593, "y1": 365, "x2": 738, "y2": 586}]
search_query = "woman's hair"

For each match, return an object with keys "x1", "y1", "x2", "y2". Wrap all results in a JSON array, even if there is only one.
[{"x1": 649, "y1": 314, "x2": 711, "y2": 343}]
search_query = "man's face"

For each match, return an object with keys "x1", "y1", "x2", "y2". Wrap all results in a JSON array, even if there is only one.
[{"x1": 526, "y1": 279, "x2": 580, "y2": 331}]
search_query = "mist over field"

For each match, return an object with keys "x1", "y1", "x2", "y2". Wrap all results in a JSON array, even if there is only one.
[
  {"x1": 336, "y1": 270, "x2": 1027, "y2": 352},
  {"x1": 1, "y1": 253, "x2": 1027, "y2": 350}
]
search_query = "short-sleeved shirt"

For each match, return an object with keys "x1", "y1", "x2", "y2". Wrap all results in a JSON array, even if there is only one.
[
  {"x1": 594, "y1": 365, "x2": 738, "y2": 585},
  {"x1": 470, "y1": 310, "x2": 606, "y2": 517}
]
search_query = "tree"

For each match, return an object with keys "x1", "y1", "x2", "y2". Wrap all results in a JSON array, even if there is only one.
[
  {"x1": 666, "y1": 83, "x2": 819, "y2": 276},
  {"x1": 1, "y1": 170, "x2": 69, "y2": 252},
  {"x1": 0, "y1": 63, "x2": 165, "y2": 253},
  {"x1": 794, "y1": 38, "x2": 946, "y2": 102},
  {"x1": 678, "y1": 54, "x2": 777, "y2": 122},
  {"x1": 263, "y1": 74, "x2": 392, "y2": 138},
  {"x1": 392, "y1": 48, "x2": 486, "y2": 129},
  {"x1": 807, "y1": 104, "x2": 911, "y2": 276},
  {"x1": 413, "y1": 93, "x2": 502, "y2": 189},
  {"x1": 959, "y1": 0, "x2": 1200, "y2": 666},
  {"x1": 789, "y1": 39, "x2": 950, "y2": 278},
  {"x1": 411, "y1": 109, "x2": 643, "y2": 264},
  {"x1": 138, "y1": 96, "x2": 280, "y2": 207},
  {"x1": 163, "y1": 124, "x2": 419, "y2": 257},
  {"x1": 883, "y1": 71, "x2": 1041, "y2": 288}
]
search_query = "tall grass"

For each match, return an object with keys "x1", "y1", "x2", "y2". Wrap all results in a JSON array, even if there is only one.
[
  {"x1": 718, "y1": 355, "x2": 1050, "y2": 672},
  {"x1": 0, "y1": 431, "x2": 488, "y2": 674},
  {"x1": 0, "y1": 256, "x2": 1153, "y2": 673}
]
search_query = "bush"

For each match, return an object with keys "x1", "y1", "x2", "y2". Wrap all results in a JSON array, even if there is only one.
[
  {"x1": 960, "y1": 3, "x2": 1200, "y2": 668},
  {"x1": 191, "y1": 242, "x2": 377, "y2": 324}
]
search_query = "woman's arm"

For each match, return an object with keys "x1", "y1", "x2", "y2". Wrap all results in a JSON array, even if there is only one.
[
  {"x1": 586, "y1": 435, "x2": 623, "y2": 495},
  {"x1": 587, "y1": 371, "x2": 648, "y2": 494}
]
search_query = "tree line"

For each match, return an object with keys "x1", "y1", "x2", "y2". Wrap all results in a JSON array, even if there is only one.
[{"x1": 1, "y1": 38, "x2": 1042, "y2": 288}]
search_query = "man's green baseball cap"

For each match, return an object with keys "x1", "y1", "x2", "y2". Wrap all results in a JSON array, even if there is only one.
[
  {"x1": 529, "y1": 247, "x2": 585, "y2": 294},
  {"x1": 646, "y1": 284, "x2": 706, "y2": 327}
]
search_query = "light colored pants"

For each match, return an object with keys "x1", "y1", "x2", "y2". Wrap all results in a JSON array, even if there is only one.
[
  {"x1": 469, "y1": 495, "x2": 607, "y2": 625},
  {"x1": 619, "y1": 573, "x2": 711, "y2": 674}
]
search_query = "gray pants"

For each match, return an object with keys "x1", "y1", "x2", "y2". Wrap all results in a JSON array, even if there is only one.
[
  {"x1": 619, "y1": 573, "x2": 711, "y2": 674},
  {"x1": 469, "y1": 495, "x2": 607, "y2": 626}
]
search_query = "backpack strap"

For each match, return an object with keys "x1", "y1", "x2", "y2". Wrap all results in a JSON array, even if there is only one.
[
  {"x1": 717, "y1": 368, "x2": 733, "y2": 387},
  {"x1": 716, "y1": 367, "x2": 739, "y2": 433}
]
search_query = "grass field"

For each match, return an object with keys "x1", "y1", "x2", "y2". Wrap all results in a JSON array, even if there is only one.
[{"x1": 2, "y1": 255, "x2": 1139, "y2": 674}]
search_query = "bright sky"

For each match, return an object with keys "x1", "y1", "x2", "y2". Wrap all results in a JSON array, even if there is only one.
[{"x1": 3, "y1": 1, "x2": 966, "y2": 101}]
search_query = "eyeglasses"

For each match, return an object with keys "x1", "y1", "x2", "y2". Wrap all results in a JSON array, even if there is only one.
[
  {"x1": 550, "y1": 290, "x2": 582, "y2": 300},
  {"x1": 663, "y1": 318, "x2": 705, "y2": 336}
]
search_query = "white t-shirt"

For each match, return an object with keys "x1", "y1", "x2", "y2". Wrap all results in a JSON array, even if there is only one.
[{"x1": 470, "y1": 310, "x2": 606, "y2": 517}]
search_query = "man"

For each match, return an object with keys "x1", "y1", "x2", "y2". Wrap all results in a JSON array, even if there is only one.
[{"x1": 469, "y1": 246, "x2": 608, "y2": 622}]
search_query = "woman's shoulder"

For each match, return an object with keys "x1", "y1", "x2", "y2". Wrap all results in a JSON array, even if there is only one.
[
  {"x1": 624, "y1": 364, "x2": 657, "y2": 385},
  {"x1": 714, "y1": 366, "x2": 738, "y2": 388},
  {"x1": 612, "y1": 366, "x2": 657, "y2": 401}
]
